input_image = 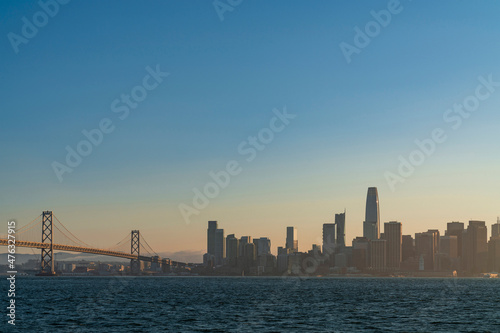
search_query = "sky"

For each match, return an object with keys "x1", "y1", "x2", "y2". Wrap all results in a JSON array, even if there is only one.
[{"x1": 1, "y1": 0, "x2": 500, "y2": 261}]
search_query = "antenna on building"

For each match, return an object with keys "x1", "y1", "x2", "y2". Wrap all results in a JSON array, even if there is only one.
[{"x1": 497, "y1": 216, "x2": 499, "y2": 224}]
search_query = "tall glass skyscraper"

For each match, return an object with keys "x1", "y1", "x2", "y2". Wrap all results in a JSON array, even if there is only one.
[
  {"x1": 363, "y1": 187, "x2": 380, "y2": 241},
  {"x1": 286, "y1": 227, "x2": 298, "y2": 253},
  {"x1": 335, "y1": 211, "x2": 346, "y2": 249},
  {"x1": 207, "y1": 221, "x2": 217, "y2": 255}
]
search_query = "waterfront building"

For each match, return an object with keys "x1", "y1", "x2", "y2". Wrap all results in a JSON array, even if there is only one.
[
  {"x1": 207, "y1": 221, "x2": 217, "y2": 255},
  {"x1": 322, "y1": 223, "x2": 336, "y2": 256},
  {"x1": 370, "y1": 239, "x2": 386, "y2": 270},
  {"x1": 446, "y1": 222, "x2": 464, "y2": 258},
  {"x1": 463, "y1": 220, "x2": 488, "y2": 274},
  {"x1": 286, "y1": 227, "x2": 298, "y2": 253},
  {"x1": 384, "y1": 221, "x2": 402, "y2": 269},
  {"x1": 214, "y1": 229, "x2": 225, "y2": 266},
  {"x1": 336, "y1": 211, "x2": 346, "y2": 249},
  {"x1": 226, "y1": 234, "x2": 239, "y2": 266},
  {"x1": 363, "y1": 187, "x2": 380, "y2": 241}
]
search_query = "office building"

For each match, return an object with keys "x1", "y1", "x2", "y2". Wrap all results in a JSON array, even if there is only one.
[
  {"x1": 214, "y1": 229, "x2": 225, "y2": 266},
  {"x1": 226, "y1": 234, "x2": 239, "y2": 266},
  {"x1": 363, "y1": 187, "x2": 380, "y2": 241},
  {"x1": 239, "y1": 236, "x2": 252, "y2": 259},
  {"x1": 488, "y1": 236, "x2": 500, "y2": 272},
  {"x1": 402, "y1": 235, "x2": 415, "y2": 262},
  {"x1": 463, "y1": 220, "x2": 488, "y2": 274},
  {"x1": 207, "y1": 221, "x2": 217, "y2": 255},
  {"x1": 415, "y1": 231, "x2": 436, "y2": 271},
  {"x1": 370, "y1": 239, "x2": 386, "y2": 270},
  {"x1": 384, "y1": 221, "x2": 402, "y2": 269},
  {"x1": 286, "y1": 227, "x2": 298, "y2": 253},
  {"x1": 322, "y1": 223, "x2": 336, "y2": 256},
  {"x1": 336, "y1": 211, "x2": 346, "y2": 249},
  {"x1": 352, "y1": 237, "x2": 369, "y2": 269},
  {"x1": 254, "y1": 237, "x2": 271, "y2": 256},
  {"x1": 439, "y1": 236, "x2": 458, "y2": 259},
  {"x1": 492, "y1": 217, "x2": 500, "y2": 239},
  {"x1": 446, "y1": 222, "x2": 464, "y2": 259}
]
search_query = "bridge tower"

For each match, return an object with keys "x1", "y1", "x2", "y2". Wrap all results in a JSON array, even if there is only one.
[
  {"x1": 40, "y1": 211, "x2": 55, "y2": 275},
  {"x1": 130, "y1": 230, "x2": 140, "y2": 274}
]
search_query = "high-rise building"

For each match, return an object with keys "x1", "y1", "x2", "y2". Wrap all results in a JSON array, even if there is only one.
[
  {"x1": 363, "y1": 187, "x2": 380, "y2": 241},
  {"x1": 439, "y1": 236, "x2": 458, "y2": 258},
  {"x1": 207, "y1": 221, "x2": 217, "y2": 255},
  {"x1": 336, "y1": 211, "x2": 346, "y2": 249},
  {"x1": 446, "y1": 222, "x2": 464, "y2": 259},
  {"x1": 488, "y1": 235, "x2": 500, "y2": 272},
  {"x1": 463, "y1": 220, "x2": 488, "y2": 274},
  {"x1": 214, "y1": 229, "x2": 225, "y2": 266},
  {"x1": 277, "y1": 246, "x2": 289, "y2": 272},
  {"x1": 427, "y1": 229, "x2": 440, "y2": 257},
  {"x1": 436, "y1": 235, "x2": 459, "y2": 271},
  {"x1": 226, "y1": 234, "x2": 239, "y2": 266},
  {"x1": 370, "y1": 239, "x2": 386, "y2": 270},
  {"x1": 415, "y1": 231, "x2": 436, "y2": 271},
  {"x1": 322, "y1": 223, "x2": 336, "y2": 256},
  {"x1": 239, "y1": 236, "x2": 252, "y2": 260},
  {"x1": 243, "y1": 243, "x2": 256, "y2": 264},
  {"x1": 384, "y1": 221, "x2": 402, "y2": 269},
  {"x1": 352, "y1": 237, "x2": 369, "y2": 269},
  {"x1": 286, "y1": 227, "x2": 298, "y2": 253},
  {"x1": 402, "y1": 235, "x2": 415, "y2": 262},
  {"x1": 254, "y1": 237, "x2": 271, "y2": 256},
  {"x1": 492, "y1": 217, "x2": 500, "y2": 239}
]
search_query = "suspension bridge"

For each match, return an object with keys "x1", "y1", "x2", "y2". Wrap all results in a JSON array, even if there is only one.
[{"x1": 0, "y1": 211, "x2": 186, "y2": 275}]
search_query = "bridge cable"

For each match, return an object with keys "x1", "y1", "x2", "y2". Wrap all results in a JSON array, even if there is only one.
[
  {"x1": 52, "y1": 214, "x2": 93, "y2": 248},
  {"x1": 16, "y1": 214, "x2": 42, "y2": 233},
  {"x1": 140, "y1": 234, "x2": 159, "y2": 256}
]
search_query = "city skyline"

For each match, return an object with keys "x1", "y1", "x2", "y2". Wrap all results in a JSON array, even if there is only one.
[
  {"x1": 2, "y1": 1, "x2": 500, "y2": 259},
  {"x1": 2, "y1": 1, "x2": 500, "y2": 331},
  {"x1": 5, "y1": 186, "x2": 500, "y2": 261}
]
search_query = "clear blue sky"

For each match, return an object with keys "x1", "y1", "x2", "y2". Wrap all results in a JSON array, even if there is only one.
[{"x1": 1, "y1": 1, "x2": 500, "y2": 259}]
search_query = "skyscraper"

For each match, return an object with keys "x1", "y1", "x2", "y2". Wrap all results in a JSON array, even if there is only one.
[
  {"x1": 239, "y1": 236, "x2": 252, "y2": 260},
  {"x1": 446, "y1": 222, "x2": 464, "y2": 259},
  {"x1": 370, "y1": 239, "x2": 386, "y2": 270},
  {"x1": 336, "y1": 211, "x2": 346, "y2": 249},
  {"x1": 463, "y1": 220, "x2": 488, "y2": 274},
  {"x1": 214, "y1": 228, "x2": 225, "y2": 266},
  {"x1": 492, "y1": 217, "x2": 500, "y2": 239},
  {"x1": 254, "y1": 237, "x2": 271, "y2": 256},
  {"x1": 352, "y1": 236, "x2": 370, "y2": 269},
  {"x1": 286, "y1": 227, "x2": 298, "y2": 253},
  {"x1": 226, "y1": 234, "x2": 239, "y2": 266},
  {"x1": 322, "y1": 223, "x2": 336, "y2": 256},
  {"x1": 415, "y1": 231, "x2": 436, "y2": 271},
  {"x1": 384, "y1": 221, "x2": 402, "y2": 269},
  {"x1": 363, "y1": 187, "x2": 380, "y2": 241},
  {"x1": 207, "y1": 221, "x2": 217, "y2": 255},
  {"x1": 402, "y1": 235, "x2": 415, "y2": 262}
]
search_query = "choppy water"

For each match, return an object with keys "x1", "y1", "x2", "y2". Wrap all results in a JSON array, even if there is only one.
[{"x1": 3, "y1": 277, "x2": 500, "y2": 332}]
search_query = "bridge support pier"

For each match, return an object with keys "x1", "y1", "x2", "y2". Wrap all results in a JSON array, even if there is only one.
[
  {"x1": 130, "y1": 230, "x2": 140, "y2": 275},
  {"x1": 39, "y1": 211, "x2": 55, "y2": 276}
]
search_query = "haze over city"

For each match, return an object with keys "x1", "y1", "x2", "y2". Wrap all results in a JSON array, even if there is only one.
[{"x1": 2, "y1": 1, "x2": 500, "y2": 261}]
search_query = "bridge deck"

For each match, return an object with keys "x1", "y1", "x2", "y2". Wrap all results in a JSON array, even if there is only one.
[{"x1": 0, "y1": 239, "x2": 186, "y2": 266}]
